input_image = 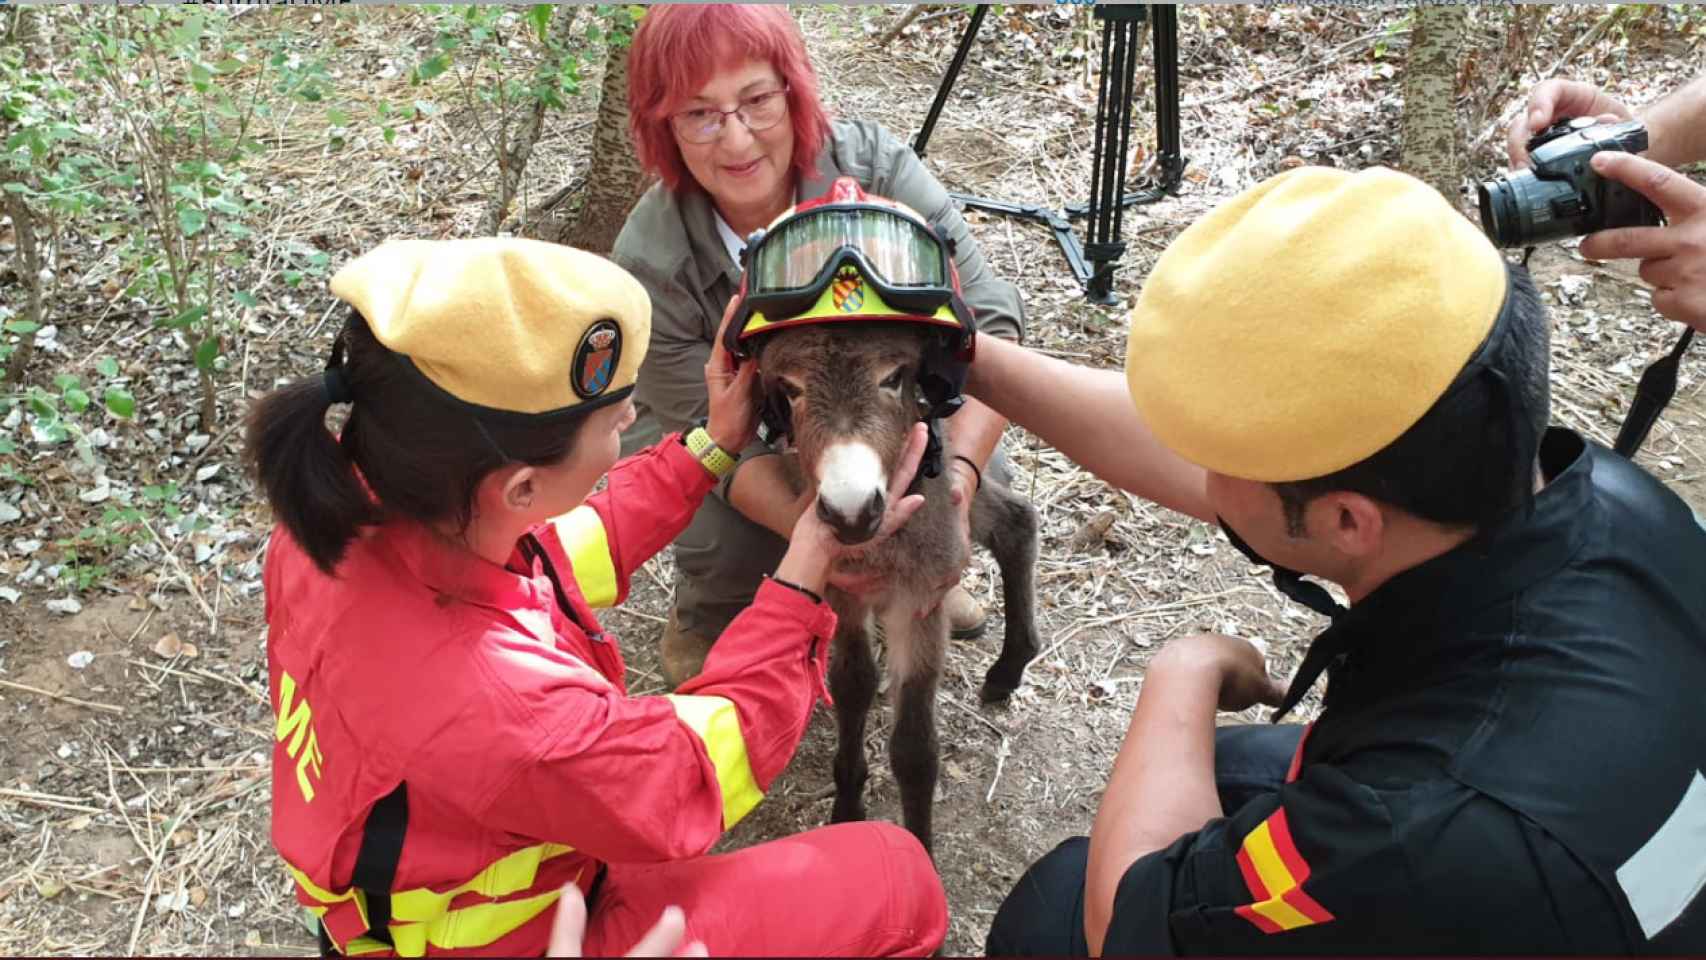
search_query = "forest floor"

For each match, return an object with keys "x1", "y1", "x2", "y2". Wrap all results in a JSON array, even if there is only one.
[{"x1": 1, "y1": 5, "x2": 1702, "y2": 956}]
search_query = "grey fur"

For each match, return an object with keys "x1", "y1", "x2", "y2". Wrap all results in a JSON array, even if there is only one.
[{"x1": 757, "y1": 324, "x2": 1040, "y2": 853}]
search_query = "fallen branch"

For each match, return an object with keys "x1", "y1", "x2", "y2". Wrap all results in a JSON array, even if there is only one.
[
  {"x1": 0, "y1": 678, "x2": 126, "y2": 716},
  {"x1": 877, "y1": 5, "x2": 926, "y2": 47},
  {"x1": 0, "y1": 788, "x2": 104, "y2": 814}
]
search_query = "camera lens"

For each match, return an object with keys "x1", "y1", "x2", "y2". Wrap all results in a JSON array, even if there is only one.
[{"x1": 1477, "y1": 179, "x2": 1521, "y2": 247}]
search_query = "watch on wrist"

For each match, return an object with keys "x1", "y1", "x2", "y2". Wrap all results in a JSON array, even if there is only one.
[{"x1": 683, "y1": 421, "x2": 739, "y2": 479}]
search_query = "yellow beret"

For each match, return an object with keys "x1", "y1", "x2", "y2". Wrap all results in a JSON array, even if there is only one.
[
  {"x1": 330, "y1": 237, "x2": 651, "y2": 419},
  {"x1": 1125, "y1": 166, "x2": 1507, "y2": 482}
]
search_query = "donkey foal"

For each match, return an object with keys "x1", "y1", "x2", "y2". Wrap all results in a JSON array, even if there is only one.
[{"x1": 756, "y1": 323, "x2": 1040, "y2": 854}]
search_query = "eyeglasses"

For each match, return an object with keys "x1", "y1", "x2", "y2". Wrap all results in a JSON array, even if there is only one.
[{"x1": 670, "y1": 87, "x2": 790, "y2": 145}]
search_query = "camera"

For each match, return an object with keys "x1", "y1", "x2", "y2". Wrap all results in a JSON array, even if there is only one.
[{"x1": 1477, "y1": 117, "x2": 1664, "y2": 248}]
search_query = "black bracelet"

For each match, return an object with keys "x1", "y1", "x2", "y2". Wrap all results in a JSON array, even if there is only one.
[
  {"x1": 952, "y1": 454, "x2": 983, "y2": 492},
  {"x1": 766, "y1": 574, "x2": 824, "y2": 605}
]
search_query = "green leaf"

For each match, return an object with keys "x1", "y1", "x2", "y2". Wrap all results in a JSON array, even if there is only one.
[
  {"x1": 28, "y1": 390, "x2": 57, "y2": 418},
  {"x1": 194, "y1": 337, "x2": 220, "y2": 371},
  {"x1": 0, "y1": 438, "x2": 13, "y2": 455},
  {"x1": 529, "y1": 4, "x2": 552, "y2": 41},
  {"x1": 413, "y1": 54, "x2": 451, "y2": 83},
  {"x1": 327, "y1": 106, "x2": 349, "y2": 127},
  {"x1": 234, "y1": 290, "x2": 259, "y2": 309},
  {"x1": 53, "y1": 373, "x2": 79, "y2": 391},
  {"x1": 178, "y1": 206, "x2": 207, "y2": 237},
  {"x1": 4, "y1": 320, "x2": 40, "y2": 335},
  {"x1": 63, "y1": 387, "x2": 90, "y2": 413},
  {"x1": 382, "y1": 125, "x2": 397, "y2": 145},
  {"x1": 161, "y1": 305, "x2": 209, "y2": 329},
  {"x1": 103, "y1": 387, "x2": 136, "y2": 419},
  {"x1": 96, "y1": 357, "x2": 119, "y2": 378}
]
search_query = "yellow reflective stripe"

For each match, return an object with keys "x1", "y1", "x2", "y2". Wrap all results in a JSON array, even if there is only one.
[
  {"x1": 288, "y1": 864, "x2": 366, "y2": 927},
  {"x1": 550, "y1": 506, "x2": 618, "y2": 608},
  {"x1": 389, "y1": 889, "x2": 563, "y2": 956},
  {"x1": 666, "y1": 694, "x2": 764, "y2": 829},
  {"x1": 389, "y1": 842, "x2": 575, "y2": 922},
  {"x1": 343, "y1": 936, "x2": 393, "y2": 956}
]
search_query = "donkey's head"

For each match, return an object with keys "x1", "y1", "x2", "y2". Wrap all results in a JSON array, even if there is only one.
[{"x1": 755, "y1": 322, "x2": 935, "y2": 545}]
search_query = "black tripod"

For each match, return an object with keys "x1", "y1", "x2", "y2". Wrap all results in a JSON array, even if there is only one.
[{"x1": 913, "y1": 4, "x2": 1185, "y2": 305}]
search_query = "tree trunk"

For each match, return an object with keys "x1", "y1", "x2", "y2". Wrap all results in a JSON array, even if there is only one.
[
  {"x1": 477, "y1": 3, "x2": 580, "y2": 236},
  {"x1": 1400, "y1": 4, "x2": 1469, "y2": 209},
  {"x1": 549, "y1": 38, "x2": 650, "y2": 255},
  {"x1": 2, "y1": 185, "x2": 42, "y2": 386}
]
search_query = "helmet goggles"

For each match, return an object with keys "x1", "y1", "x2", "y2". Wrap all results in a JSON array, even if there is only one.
[{"x1": 725, "y1": 179, "x2": 975, "y2": 361}]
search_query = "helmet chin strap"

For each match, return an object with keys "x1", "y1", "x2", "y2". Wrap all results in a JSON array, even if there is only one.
[{"x1": 1217, "y1": 518, "x2": 1349, "y2": 621}]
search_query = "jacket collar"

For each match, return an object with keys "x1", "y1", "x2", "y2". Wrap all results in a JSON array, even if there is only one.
[
  {"x1": 1275, "y1": 428, "x2": 1596, "y2": 718},
  {"x1": 374, "y1": 518, "x2": 547, "y2": 614}
]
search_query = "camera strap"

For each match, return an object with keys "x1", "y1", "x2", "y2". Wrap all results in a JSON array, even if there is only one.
[
  {"x1": 1614, "y1": 327, "x2": 1695, "y2": 459},
  {"x1": 1521, "y1": 246, "x2": 1692, "y2": 461}
]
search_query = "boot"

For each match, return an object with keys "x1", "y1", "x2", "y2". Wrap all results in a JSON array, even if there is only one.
[
  {"x1": 943, "y1": 584, "x2": 987, "y2": 640},
  {"x1": 661, "y1": 610, "x2": 715, "y2": 689}
]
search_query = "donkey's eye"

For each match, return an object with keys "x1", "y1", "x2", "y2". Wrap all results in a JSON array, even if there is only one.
[
  {"x1": 879, "y1": 368, "x2": 907, "y2": 391},
  {"x1": 777, "y1": 379, "x2": 804, "y2": 401}
]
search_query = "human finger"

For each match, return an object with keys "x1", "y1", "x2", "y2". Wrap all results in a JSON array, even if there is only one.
[
  {"x1": 546, "y1": 884, "x2": 588, "y2": 957},
  {"x1": 1579, "y1": 225, "x2": 1676, "y2": 262},
  {"x1": 885, "y1": 422, "x2": 929, "y2": 504},
  {"x1": 1590, "y1": 151, "x2": 1706, "y2": 219},
  {"x1": 626, "y1": 906, "x2": 689, "y2": 958}
]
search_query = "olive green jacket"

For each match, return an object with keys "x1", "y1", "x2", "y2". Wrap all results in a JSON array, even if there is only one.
[{"x1": 612, "y1": 117, "x2": 1025, "y2": 464}]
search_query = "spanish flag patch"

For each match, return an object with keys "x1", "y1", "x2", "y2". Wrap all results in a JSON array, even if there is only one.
[{"x1": 1233, "y1": 808, "x2": 1336, "y2": 934}]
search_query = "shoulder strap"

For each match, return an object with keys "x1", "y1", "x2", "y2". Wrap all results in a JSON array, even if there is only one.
[{"x1": 348, "y1": 781, "x2": 409, "y2": 947}]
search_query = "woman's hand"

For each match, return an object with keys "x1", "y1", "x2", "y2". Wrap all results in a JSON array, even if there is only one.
[
  {"x1": 704, "y1": 295, "x2": 759, "y2": 453},
  {"x1": 548, "y1": 883, "x2": 707, "y2": 957},
  {"x1": 774, "y1": 422, "x2": 930, "y2": 595}
]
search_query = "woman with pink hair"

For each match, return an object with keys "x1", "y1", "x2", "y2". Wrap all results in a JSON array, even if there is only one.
[{"x1": 614, "y1": 4, "x2": 1027, "y2": 688}]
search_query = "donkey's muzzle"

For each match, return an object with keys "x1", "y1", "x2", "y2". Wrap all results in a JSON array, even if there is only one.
[{"x1": 817, "y1": 490, "x2": 885, "y2": 545}]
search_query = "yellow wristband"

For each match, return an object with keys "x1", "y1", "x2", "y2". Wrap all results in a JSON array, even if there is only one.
[{"x1": 685, "y1": 426, "x2": 738, "y2": 479}]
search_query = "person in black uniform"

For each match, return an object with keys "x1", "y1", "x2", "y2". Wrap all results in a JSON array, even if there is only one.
[{"x1": 968, "y1": 165, "x2": 1706, "y2": 955}]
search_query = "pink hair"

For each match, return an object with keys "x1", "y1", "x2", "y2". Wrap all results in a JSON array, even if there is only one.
[{"x1": 627, "y1": 5, "x2": 833, "y2": 193}]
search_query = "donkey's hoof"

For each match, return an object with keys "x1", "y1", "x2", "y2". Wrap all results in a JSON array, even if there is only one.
[{"x1": 980, "y1": 673, "x2": 1021, "y2": 704}]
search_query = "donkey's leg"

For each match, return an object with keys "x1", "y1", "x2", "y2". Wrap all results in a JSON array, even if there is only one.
[
  {"x1": 829, "y1": 601, "x2": 877, "y2": 825},
  {"x1": 881, "y1": 603, "x2": 945, "y2": 855},
  {"x1": 972, "y1": 482, "x2": 1041, "y2": 703}
]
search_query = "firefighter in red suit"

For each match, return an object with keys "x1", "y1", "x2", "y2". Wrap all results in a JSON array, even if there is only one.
[{"x1": 245, "y1": 237, "x2": 947, "y2": 957}]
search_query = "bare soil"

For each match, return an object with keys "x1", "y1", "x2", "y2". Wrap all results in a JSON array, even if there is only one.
[{"x1": 2, "y1": 5, "x2": 1701, "y2": 957}]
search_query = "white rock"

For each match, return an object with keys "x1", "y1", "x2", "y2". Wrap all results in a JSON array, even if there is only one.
[
  {"x1": 67, "y1": 650, "x2": 94, "y2": 669},
  {"x1": 0, "y1": 587, "x2": 19, "y2": 603},
  {"x1": 79, "y1": 479, "x2": 112, "y2": 504},
  {"x1": 195, "y1": 463, "x2": 222, "y2": 483},
  {"x1": 1, "y1": 407, "x2": 19, "y2": 430},
  {"x1": 14, "y1": 538, "x2": 43, "y2": 556},
  {"x1": 185, "y1": 433, "x2": 211, "y2": 453},
  {"x1": 46, "y1": 595, "x2": 84, "y2": 615},
  {"x1": 0, "y1": 502, "x2": 19, "y2": 523}
]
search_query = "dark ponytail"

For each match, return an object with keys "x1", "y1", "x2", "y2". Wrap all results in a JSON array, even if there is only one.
[
  {"x1": 245, "y1": 307, "x2": 587, "y2": 576},
  {"x1": 243, "y1": 340, "x2": 380, "y2": 574}
]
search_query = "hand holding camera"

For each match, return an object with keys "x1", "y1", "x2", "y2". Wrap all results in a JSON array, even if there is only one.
[{"x1": 1488, "y1": 78, "x2": 1706, "y2": 335}]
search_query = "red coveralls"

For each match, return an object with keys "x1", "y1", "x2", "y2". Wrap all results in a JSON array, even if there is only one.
[{"x1": 264, "y1": 435, "x2": 947, "y2": 956}]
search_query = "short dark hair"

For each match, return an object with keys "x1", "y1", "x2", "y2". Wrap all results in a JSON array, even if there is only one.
[
  {"x1": 243, "y1": 307, "x2": 586, "y2": 574},
  {"x1": 1271, "y1": 262, "x2": 1550, "y2": 534}
]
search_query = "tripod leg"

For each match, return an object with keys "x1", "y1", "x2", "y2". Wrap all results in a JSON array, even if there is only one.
[
  {"x1": 1085, "y1": 17, "x2": 1140, "y2": 305},
  {"x1": 913, "y1": 5, "x2": 989, "y2": 160},
  {"x1": 1152, "y1": 4, "x2": 1184, "y2": 191}
]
